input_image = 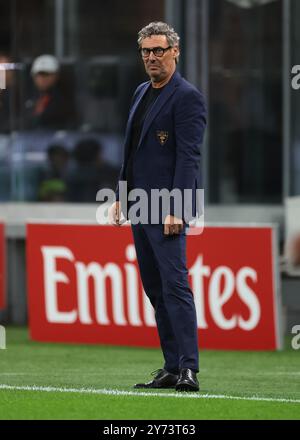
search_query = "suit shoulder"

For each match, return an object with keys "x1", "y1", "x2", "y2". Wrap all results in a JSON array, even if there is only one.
[
  {"x1": 177, "y1": 78, "x2": 206, "y2": 102},
  {"x1": 175, "y1": 79, "x2": 206, "y2": 115}
]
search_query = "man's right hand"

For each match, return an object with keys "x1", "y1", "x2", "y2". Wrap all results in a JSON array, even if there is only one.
[{"x1": 108, "y1": 201, "x2": 122, "y2": 226}]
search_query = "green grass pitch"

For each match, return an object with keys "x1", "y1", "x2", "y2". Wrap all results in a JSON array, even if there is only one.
[{"x1": 0, "y1": 327, "x2": 299, "y2": 420}]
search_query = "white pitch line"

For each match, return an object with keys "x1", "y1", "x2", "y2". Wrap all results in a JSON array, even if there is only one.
[
  {"x1": 0, "y1": 384, "x2": 299, "y2": 404},
  {"x1": 1, "y1": 371, "x2": 300, "y2": 377}
]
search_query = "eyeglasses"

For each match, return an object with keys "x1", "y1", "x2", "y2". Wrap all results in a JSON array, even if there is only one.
[{"x1": 139, "y1": 46, "x2": 172, "y2": 58}]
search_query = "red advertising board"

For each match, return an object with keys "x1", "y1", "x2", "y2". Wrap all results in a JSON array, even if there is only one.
[
  {"x1": 27, "y1": 223, "x2": 281, "y2": 350},
  {"x1": 0, "y1": 223, "x2": 5, "y2": 311}
]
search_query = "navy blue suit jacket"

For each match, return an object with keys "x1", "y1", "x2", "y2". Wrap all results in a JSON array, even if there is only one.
[{"x1": 116, "y1": 71, "x2": 207, "y2": 223}]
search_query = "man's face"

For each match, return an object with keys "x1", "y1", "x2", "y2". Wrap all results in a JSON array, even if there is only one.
[
  {"x1": 33, "y1": 72, "x2": 58, "y2": 92},
  {"x1": 140, "y1": 35, "x2": 179, "y2": 83}
]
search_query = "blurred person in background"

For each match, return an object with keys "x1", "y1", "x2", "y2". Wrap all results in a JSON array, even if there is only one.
[
  {"x1": 41, "y1": 144, "x2": 70, "y2": 180},
  {"x1": 0, "y1": 52, "x2": 20, "y2": 132},
  {"x1": 24, "y1": 54, "x2": 77, "y2": 130},
  {"x1": 67, "y1": 138, "x2": 119, "y2": 202},
  {"x1": 38, "y1": 144, "x2": 70, "y2": 202}
]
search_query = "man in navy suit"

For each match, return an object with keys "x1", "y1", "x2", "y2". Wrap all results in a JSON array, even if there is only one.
[{"x1": 109, "y1": 22, "x2": 206, "y2": 392}]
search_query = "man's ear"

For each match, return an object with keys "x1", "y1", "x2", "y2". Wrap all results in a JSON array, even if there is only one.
[{"x1": 173, "y1": 46, "x2": 180, "y2": 63}]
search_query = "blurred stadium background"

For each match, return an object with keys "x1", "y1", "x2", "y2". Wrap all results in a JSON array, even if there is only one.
[{"x1": 0, "y1": 0, "x2": 300, "y2": 420}]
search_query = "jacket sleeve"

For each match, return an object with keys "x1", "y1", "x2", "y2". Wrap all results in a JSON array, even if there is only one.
[{"x1": 170, "y1": 88, "x2": 207, "y2": 218}]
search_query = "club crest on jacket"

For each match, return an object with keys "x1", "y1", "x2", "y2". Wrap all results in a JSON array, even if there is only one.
[{"x1": 156, "y1": 130, "x2": 169, "y2": 146}]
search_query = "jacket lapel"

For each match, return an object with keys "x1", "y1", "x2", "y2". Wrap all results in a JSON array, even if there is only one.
[
  {"x1": 137, "y1": 71, "x2": 181, "y2": 150},
  {"x1": 123, "y1": 82, "x2": 151, "y2": 160}
]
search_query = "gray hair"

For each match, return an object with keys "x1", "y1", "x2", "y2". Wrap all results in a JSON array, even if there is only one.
[{"x1": 137, "y1": 22, "x2": 180, "y2": 48}]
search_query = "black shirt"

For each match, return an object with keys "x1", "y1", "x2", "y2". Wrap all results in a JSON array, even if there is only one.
[{"x1": 125, "y1": 85, "x2": 164, "y2": 191}]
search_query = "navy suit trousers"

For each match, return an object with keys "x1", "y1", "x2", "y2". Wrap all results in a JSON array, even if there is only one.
[{"x1": 131, "y1": 222, "x2": 199, "y2": 374}]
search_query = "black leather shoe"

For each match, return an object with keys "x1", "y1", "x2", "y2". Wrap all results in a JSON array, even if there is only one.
[
  {"x1": 134, "y1": 369, "x2": 179, "y2": 389},
  {"x1": 175, "y1": 368, "x2": 199, "y2": 392}
]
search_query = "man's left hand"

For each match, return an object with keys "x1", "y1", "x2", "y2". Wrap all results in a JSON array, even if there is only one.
[{"x1": 164, "y1": 215, "x2": 183, "y2": 235}]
